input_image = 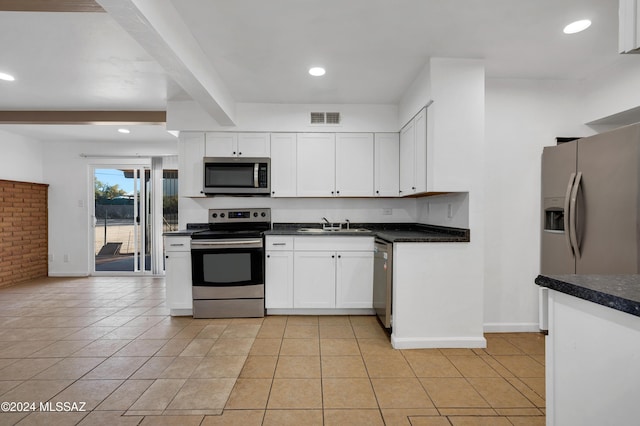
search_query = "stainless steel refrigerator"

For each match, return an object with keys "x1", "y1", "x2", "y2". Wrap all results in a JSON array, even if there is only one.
[{"x1": 541, "y1": 123, "x2": 640, "y2": 274}]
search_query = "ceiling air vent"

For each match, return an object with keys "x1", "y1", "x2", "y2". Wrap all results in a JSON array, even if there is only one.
[
  {"x1": 309, "y1": 111, "x2": 341, "y2": 126},
  {"x1": 310, "y1": 112, "x2": 325, "y2": 124},
  {"x1": 325, "y1": 112, "x2": 340, "y2": 124}
]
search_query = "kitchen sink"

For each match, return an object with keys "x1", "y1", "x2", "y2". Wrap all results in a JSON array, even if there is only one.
[{"x1": 297, "y1": 227, "x2": 370, "y2": 233}]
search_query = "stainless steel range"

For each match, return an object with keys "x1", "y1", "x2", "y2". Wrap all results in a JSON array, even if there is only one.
[{"x1": 190, "y1": 208, "x2": 270, "y2": 318}]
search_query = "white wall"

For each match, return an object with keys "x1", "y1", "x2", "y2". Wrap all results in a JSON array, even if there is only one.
[
  {"x1": 43, "y1": 139, "x2": 178, "y2": 276},
  {"x1": 0, "y1": 130, "x2": 44, "y2": 183},
  {"x1": 180, "y1": 196, "x2": 417, "y2": 229},
  {"x1": 483, "y1": 78, "x2": 591, "y2": 331},
  {"x1": 580, "y1": 57, "x2": 640, "y2": 125},
  {"x1": 167, "y1": 100, "x2": 399, "y2": 133}
]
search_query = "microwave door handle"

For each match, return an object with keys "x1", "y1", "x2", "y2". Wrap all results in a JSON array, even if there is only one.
[
  {"x1": 563, "y1": 172, "x2": 576, "y2": 257},
  {"x1": 254, "y1": 163, "x2": 259, "y2": 188}
]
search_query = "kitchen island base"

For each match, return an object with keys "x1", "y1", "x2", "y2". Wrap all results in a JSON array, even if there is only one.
[{"x1": 545, "y1": 289, "x2": 640, "y2": 426}]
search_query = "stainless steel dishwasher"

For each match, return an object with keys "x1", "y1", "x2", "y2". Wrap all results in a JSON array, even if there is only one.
[{"x1": 373, "y1": 239, "x2": 392, "y2": 329}]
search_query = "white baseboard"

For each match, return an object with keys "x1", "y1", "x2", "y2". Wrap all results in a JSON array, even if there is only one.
[
  {"x1": 483, "y1": 322, "x2": 541, "y2": 333},
  {"x1": 170, "y1": 309, "x2": 193, "y2": 316},
  {"x1": 390, "y1": 335, "x2": 487, "y2": 349},
  {"x1": 267, "y1": 308, "x2": 375, "y2": 316},
  {"x1": 48, "y1": 272, "x2": 88, "y2": 277}
]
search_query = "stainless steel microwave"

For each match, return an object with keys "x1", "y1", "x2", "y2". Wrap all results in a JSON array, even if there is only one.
[{"x1": 203, "y1": 157, "x2": 270, "y2": 195}]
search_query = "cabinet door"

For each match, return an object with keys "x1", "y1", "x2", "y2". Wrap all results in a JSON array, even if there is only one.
[
  {"x1": 336, "y1": 251, "x2": 374, "y2": 309},
  {"x1": 374, "y1": 133, "x2": 400, "y2": 197},
  {"x1": 179, "y1": 132, "x2": 206, "y2": 197},
  {"x1": 399, "y1": 119, "x2": 416, "y2": 195},
  {"x1": 293, "y1": 251, "x2": 336, "y2": 308},
  {"x1": 413, "y1": 108, "x2": 428, "y2": 193},
  {"x1": 238, "y1": 133, "x2": 270, "y2": 157},
  {"x1": 205, "y1": 132, "x2": 238, "y2": 157},
  {"x1": 165, "y1": 251, "x2": 193, "y2": 311},
  {"x1": 270, "y1": 133, "x2": 297, "y2": 197},
  {"x1": 265, "y1": 251, "x2": 294, "y2": 309},
  {"x1": 296, "y1": 133, "x2": 336, "y2": 197},
  {"x1": 335, "y1": 133, "x2": 374, "y2": 197}
]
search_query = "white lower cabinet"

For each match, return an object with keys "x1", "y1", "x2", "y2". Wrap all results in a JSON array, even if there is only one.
[
  {"x1": 336, "y1": 251, "x2": 374, "y2": 308},
  {"x1": 265, "y1": 250, "x2": 294, "y2": 309},
  {"x1": 293, "y1": 251, "x2": 337, "y2": 308},
  {"x1": 164, "y1": 235, "x2": 193, "y2": 315},
  {"x1": 266, "y1": 236, "x2": 374, "y2": 313}
]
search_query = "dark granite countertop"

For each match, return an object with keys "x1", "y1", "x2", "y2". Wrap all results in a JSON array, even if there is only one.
[
  {"x1": 164, "y1": 230, "x2": 197, "y2": 236},
  {"x1": 265, "y1": 223, "x2": 470, "y2": 243},
  {"x1": 536, "y1": 274, "x2": 640, "y2": 317}
]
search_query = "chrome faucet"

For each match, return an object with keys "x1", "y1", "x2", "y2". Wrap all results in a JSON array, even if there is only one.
[
  {"x1": 345, "y1": 219, "x2": 350, "y2": 229},
  {"x1": 322, "y1": 217, "x2": 330, "y2": 225}
]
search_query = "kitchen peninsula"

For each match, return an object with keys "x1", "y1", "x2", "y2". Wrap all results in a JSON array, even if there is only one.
[{"x1": 536, "y1": 274, "x2": 640, "y2": 426}]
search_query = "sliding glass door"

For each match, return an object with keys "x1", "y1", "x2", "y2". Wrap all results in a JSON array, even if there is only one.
[{"x1": 92, "y1": 165, "x2": 151, "y2": 274}]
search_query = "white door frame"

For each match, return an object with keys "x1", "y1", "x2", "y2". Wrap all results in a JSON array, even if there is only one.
[{"x1": 89, "y1": 159, "x2": 153, "y2": 276}]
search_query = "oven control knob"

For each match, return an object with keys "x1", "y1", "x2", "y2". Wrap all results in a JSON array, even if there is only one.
[
  {"x1": 220, "y1": 213, "x2": 225, "y2": 218},
  {"x1": 261, "y1": 212, "x2": 266, "y2": 217},
  {"x1": 253, "y1": 212, "x2": 258, "y2": 217},
  {"x1": 211, "y1": 213, "x2": 218, "y2": 218}
]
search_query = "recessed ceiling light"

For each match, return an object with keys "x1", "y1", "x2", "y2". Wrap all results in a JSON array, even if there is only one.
[
  {"x1": 118, "y1": 128, "x2": 130, "y2": 134},
  {"x1": 309, "y1": 67, "x2": 326, "y2": 77},
  {"x1": 563, "y1": 19, "x2": 591, "y2": 34},
  {"x1": 0, "y1": 72, "x2": 15, "y2": 81}
]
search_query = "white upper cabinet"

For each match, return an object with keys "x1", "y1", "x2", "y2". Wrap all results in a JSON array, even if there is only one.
[
  {"x1": 297, "y1": 133, "x2": 336, "y2": 197},
  {"x1": 374, "y1": 133, "x2": 400, "y2": 197},
  {"x1": 178, "y1": 132, "x2": 206, "y2": 197},
  {"x1": 205, "y1": 132, "x2": 270, "y2": 157},
  {"x1": 335, "y1": 133, "x2": 374, "y2": 197},
  {"x1": 270, "y1": 133, "x2": 297, "y2": 197},
  {"x1": 399, "y1": 107, "x2": 427, "y2": 196},
  {"x1": 619, "y1": 0, "x2": 640, "y2": 53}
]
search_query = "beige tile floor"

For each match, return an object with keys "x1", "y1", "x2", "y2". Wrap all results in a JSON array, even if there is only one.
[{"x1": 0, "y1": 277, "x2": 545, "y2": 425}]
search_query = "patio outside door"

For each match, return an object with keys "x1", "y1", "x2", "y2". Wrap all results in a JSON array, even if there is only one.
[{"x1": 92, "y1": 165, "x2": 151, "y2": 274}]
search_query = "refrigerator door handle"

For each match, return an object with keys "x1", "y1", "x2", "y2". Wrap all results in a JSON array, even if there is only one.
[
  {"x1": 569, "y1": 171, "x2": 582, "y2": 258},
  {"x1": 563, "y1": 172, "x2": 576, "y2": 256}
]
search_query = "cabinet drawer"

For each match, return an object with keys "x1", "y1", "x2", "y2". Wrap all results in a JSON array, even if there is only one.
[
  {"x1": 265, "y1": 236, "x2": 294, "y2": 251},
  {"x1": 164, "y1": 236, "x2": 191, "y2": 252},
  {"x1": 294, "y1": 236, "x2": 374, "y2": 251}
]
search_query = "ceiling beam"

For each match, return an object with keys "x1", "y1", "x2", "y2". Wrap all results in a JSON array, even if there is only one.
[
  {"x1": 96, "y1": 0, "x2": 236, "y2": 126},
  {"x1": 0, "y1": 111, "x2": 166, "y2": 125},
  {"x1": 0, "y1": 0, "x2": 104, "y2": 12}
]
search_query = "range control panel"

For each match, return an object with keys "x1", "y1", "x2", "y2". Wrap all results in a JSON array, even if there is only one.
[{"x1": 208, "y1": 208, "x2": 271, "y2": 224}]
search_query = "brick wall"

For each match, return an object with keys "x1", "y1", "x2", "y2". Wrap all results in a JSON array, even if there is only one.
[{"x1": 0, "y1": 180, "x2": 49, "y2": 288}]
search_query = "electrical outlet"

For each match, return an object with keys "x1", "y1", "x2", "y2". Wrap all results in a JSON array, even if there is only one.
[
  {"x1": 447, "y1": 204, "x2": 453, "y2": 218},
  {"x1": 63, "y1": 254, "x2": 70, "y2": 263},
  {"x1": 382, "y1": 208, "x2": 392, "y2": 215}
]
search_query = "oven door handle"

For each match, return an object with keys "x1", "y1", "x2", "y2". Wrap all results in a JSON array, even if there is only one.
[{"x1": 191, "y1": 239, "x2": 263, "y2": 250}]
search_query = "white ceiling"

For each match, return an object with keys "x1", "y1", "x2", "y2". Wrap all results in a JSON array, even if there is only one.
[{"x1": 0, "y1": 0, "x2": 625, "y2": 142}]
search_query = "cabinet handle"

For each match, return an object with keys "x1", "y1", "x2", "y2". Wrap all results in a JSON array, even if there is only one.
[
  {"x1": 170, "y1": 243, "x2": 184, "y2": 247},
  {"x1": 239, "y1": 152, "x2": 242, "y2": 155},
  {"x1": 331, "y1": 191, "x2": 334, "y2": 195},
  {"x1": 233, "y1": 151, "x2": 236, "y2": 155},
  {"x1": 331, "y1": 255, "x2": 335, "y2": 258},
  {"x1": 336, "y1": 190, "x2": 340, "y2": 195},
  {"x1": 272, "y1": 191, "x2": 275, "y2": 195},
  {"x1": 376, "y1": 190, "x2": 379, "y2": 194},
  {"x1": 165, "y1": 256, "x2": 169, "y2": 259},
  {"x1": 272, "y1": 243, "x2": 287, "y2": 246},
  {"x1": 267, "y1": 254, "x2": 270, "y2": 258},
  {"x1": 412, "y1": 186, "x2": 416, "y2": 190},
  {"x1": 338, "y1": 255, "x2": 341, "y2": 258}
]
